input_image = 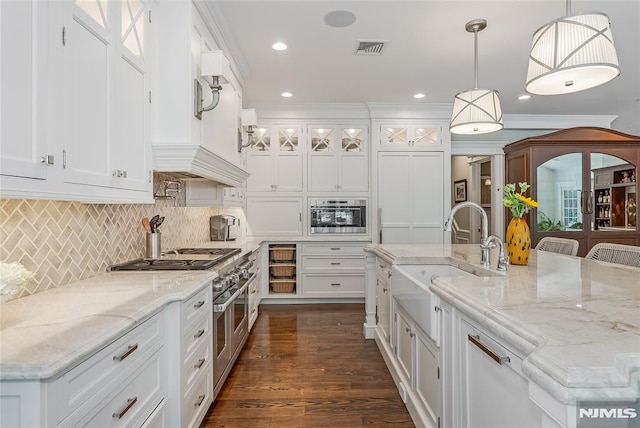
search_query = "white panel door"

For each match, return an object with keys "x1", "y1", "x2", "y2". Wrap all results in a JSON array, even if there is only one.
[
  {"x1": 62, "y1": 0, "x2": 113, "y2": 188},
  {"x1": 460, "y1": 320, "x2": 541, "y2": 428},
  {"x1": 340, "y1": 155, "x2": 367, "y2": 192},
  {"x1": 276, "y1": 153, "x2": 303, "y2": 192},
  {"x1": 111, "y1": 0, "x2": 150, "y2": 192},
  {"x1": 378, "y1": 152, "x2": 444, "y2": 244},
  {"x1": 308, "y1": 154, "x2": 337, "y2": 191},
  {"x1": 415, "y1": 330, "x2": 440, "y2": 426},
  {"x1": 247, "y1": 153, "x2": 272, "y2": 191},
  {"x1": 0, "y1": 1, "x2": 49, "y2": 180},
  {"x1": 412, "y1": 152, "x2": 444, "y2": 244},
  {"x1": 246, "y1": 197, "x2": 303, "y2": 236}
]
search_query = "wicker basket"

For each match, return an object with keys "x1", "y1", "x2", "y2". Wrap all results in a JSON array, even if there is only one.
[
  {"x1": 271, "y1": 264, "x2": 295, "y2": 277},
  {"x1": 270, "y1": 279, "x2": 295, "y2": 293},
  {"x1": 271, "y1": 247, "x2": 296, "y2": 261}
]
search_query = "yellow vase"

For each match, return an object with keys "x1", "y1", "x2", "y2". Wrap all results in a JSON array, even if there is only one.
[{"x1": 506, "y1": 217, "x2": 531, "y2": 265}]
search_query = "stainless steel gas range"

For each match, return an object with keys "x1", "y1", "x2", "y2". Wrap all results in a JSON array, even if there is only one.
[{"x1": 109, "y1": 246, "x2": 257, "y2": 399}]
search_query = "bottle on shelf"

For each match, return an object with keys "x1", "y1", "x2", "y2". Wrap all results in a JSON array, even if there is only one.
[{"x1": 598, "y1": 194, "x2": 603, "y2": 203}]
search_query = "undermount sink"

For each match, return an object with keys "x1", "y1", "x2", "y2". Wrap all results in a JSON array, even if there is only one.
[{"x1": 391, "y1": 264, "x2": 475, "y2": 345}]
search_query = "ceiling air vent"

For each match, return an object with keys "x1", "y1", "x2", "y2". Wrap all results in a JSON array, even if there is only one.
[{"x1": 355, "y1": 40, "x2": 387, "y2": 55}]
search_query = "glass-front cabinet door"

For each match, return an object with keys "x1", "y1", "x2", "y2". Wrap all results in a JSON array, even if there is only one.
[
  {"x1": 535, "y1": 151, "x2": 637, "y2": 252},
  {"x1": 536, "y1": 153, "x2": 584, "y2": 233}
]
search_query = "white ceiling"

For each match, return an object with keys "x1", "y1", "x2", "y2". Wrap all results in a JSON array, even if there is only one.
[{"x1": 206, "y1": 1, "x2": 640, "y2": 133}]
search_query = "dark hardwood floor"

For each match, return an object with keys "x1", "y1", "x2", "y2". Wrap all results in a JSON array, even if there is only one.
[{"x1": 201, "y1": 303, "x2": 414, "y2": 427}]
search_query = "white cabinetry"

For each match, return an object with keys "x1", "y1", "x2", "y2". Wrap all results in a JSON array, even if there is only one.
[
  {"x1": 380, "y1": 124, "x2": 441, "y2": 149},
  {"x1": 246, "y1": 125, "x2": 303, "y2": 192},
  {"x1": 248, "y1": 246, "x2": 262, "y2": 328},
  {"x1": 0, "y1": 312, "x2": 166, "y2": 428},
  {"x1": 0, "y1": 0, "x2": 50, "y2": 181},
  {"x1": 246, "y1": 197, "x2": 303, "y2": 237},
  {"x1": 458, "y1": 317, "x2": 541, "y2": 428},
  {"x1": 308, "y1": 126, "x2": 368, "y2": 192},
  {"x1": 378, "y1": 152, "x2": 445, "y2": 244},
  {"x1": 165, "y1": 285, "x2": 213, "y2": 428},
  {"x1": 0, "y1": 0, "x2": 153, "y2": 202},
  {"x1": 300, "y1": 243, "x2": 365, "y2": 298},
  {"x1": 376, "y1": 257, "x2": 392, "y2": 344},
  {"x1": 393, "y1": 302, "x2": 441, "y2": 428},
  {"x1": 62, "y1": 0, "x2": 151, "y2": 193}
]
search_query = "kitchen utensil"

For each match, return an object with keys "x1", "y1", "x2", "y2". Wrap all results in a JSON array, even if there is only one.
[
  {"x1": 142, "y1": 217, "x2": 151, "y2": 232},
  {"x1": 150, "y1": 215, "x2": 160, "y2": 232},
  {"x1": 155, "y1": 217, "x2": 165, "y2": 229}
]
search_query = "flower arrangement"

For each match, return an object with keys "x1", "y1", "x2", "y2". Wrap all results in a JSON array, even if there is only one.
[
  {"x1": 503, "y1": 182, "x2": 539, "y2": 218},
  {"x1": 0, "y1": 261, "x2": 34, "y2": 303}
]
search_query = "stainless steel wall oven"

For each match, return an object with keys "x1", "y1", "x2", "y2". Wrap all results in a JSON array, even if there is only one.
[{"x1": 309, "y1": 199, "x2": 367, "y2": 234}]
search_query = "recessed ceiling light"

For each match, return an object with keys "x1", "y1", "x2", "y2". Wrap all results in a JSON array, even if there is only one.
[
  {"x1": 413, "y1": 93, "x2": 426, "y2": 99},
  {"x1": 518, "y1": 94, "x2": 532, "y2": 100},
  {"x1": 272, "y1": 42, "x2": 287, "y2": 51},
  {"x1": 281, "y1": 92, "x2": 293, "y2": 98},
  {"x1": 324, "y1": 10, "x2": 356, "y2": 28}
]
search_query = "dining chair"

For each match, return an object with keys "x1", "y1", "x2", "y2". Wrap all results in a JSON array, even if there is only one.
[
  {"x1": 585, "y1": 243, "x2": 640, "y2": 268},
  {"x1": 535, "y1": 237, "x2": 580, "y2": 256}
]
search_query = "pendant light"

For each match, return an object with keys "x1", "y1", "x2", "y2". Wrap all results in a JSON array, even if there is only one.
[
  {"x1": 450, "y1": 19, "x2": 503, "y2": 135},
  {"x1": 525, "y1": 0, "x2": 620, "y2": 95}
]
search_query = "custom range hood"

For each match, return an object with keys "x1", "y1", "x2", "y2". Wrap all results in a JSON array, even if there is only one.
[{"x1": 152, "y1": 143, "x2": 249, "y2": 187}]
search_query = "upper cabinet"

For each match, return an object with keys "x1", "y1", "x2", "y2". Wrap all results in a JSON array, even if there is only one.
[
  {"x1": 307, "y1": 126, "x2": 369, "y2": 192},
  {"x1": 504, "y1": 127, "x2": 640, "y2": 256},
  {"x1": 62, "y1": 0, "x2": 151, "y2": 193},
  {"x1": 1, "y1": 0, "x2": 153, "y2": 202},
  {"x1": 0, "y1": 1, "x2": 50, "y2": 181},
  {"x1": 379, "y1": 124, "x2": 441, "y2": 150},
  {"x1": 246, "y1": 125, "x2": 303, "y2": 192}
]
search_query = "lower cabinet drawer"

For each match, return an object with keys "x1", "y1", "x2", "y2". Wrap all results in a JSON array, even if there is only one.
[
  {"x1": 183, "y1": 366, "x2": 212, "y2": 428},
  {"x1": 184, "y1": 338, "x2": 211, "y2": 390},
  {"x1": 55, "y1": 313, "x2": 164, "y2": 423},
  {"x1": 302, "y1": 243, "x2": 366, "y2": 256},
  {"x1": 302, "y1": 257, "x2": 364, "y2": 271},
  {"x1": 141, "y1": 400, "x2": 167, "y2": 428},
  {"x1": 301, "y1": 274, "x2": 365, "y2": 296},
  {"x1": 62, "y1": 348, "x2": 165, "y2": 427},
  {"x1": 183, "y1": 313, "x2": 211, "y2": 358}
]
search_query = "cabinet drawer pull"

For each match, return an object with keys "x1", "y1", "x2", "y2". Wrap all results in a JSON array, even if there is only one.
[
  {"x1": 194, "y1": 329, "x2": 205, "y2": 339},
  {"x1": 252, "y1": 309, "x2": 257, "y2": 314},
  {"x1": 195, "y1": 394, "x2": 206, "y2": 407},
  {"x1": 330, "y1": 247, "x2": 341, "y2": 251},
  {"x1": 468, "y1": 334, "x2": 510, "y2": 365},
  {"x1": 194, "y1": 358, "x2": 206, "y2": 369},
  {"x1": 113, "y1": 344, "x2": 138, "y2": 362},
  {"x1": 193, "y1": 300, "x2": 205, "y2": 309},
  {"x1": 330, "y1": 262, "x2": 341, "y2": 265},
  {"x1": 330, "y1": 283, "x2": 341, "y2": 287},
  {"x1": 406, "y1": 327, "x2": 411, "y2": 333},
  {"x1": 112, "y1": 396, "x2": 137, "y2": 419},
  {"x1": 383, "y1": 287, "x2": 388, "y2": 293}
]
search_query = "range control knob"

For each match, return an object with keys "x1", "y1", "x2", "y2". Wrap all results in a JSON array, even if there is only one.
[
  {"x1": 228, "y1": 272, "x2": 240, "y2": 285},
  {"x1": 238, "y1": 268, "x2": 250, "y2": 279}
]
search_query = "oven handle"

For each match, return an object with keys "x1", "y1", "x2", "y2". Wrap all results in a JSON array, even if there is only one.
[{"x1": 213, "y1": 282, "x2": 248, "y2": 314}]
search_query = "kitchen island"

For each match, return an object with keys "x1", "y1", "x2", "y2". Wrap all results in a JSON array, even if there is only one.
[{"x1": 364, "y1": 244, "x2": 640, "y2": 428}]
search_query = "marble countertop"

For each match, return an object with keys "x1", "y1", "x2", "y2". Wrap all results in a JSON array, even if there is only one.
[
  {"x1": 365, "y1": 244, "x2": 640, "y2": 404},
  {"x1": 0, "y1": 271, "x2": 218, "y2": 380}
]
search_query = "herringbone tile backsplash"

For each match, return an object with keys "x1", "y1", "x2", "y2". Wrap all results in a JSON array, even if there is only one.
[{"x1": 0, "y1": 178, "x2": 226, "y2": 297}]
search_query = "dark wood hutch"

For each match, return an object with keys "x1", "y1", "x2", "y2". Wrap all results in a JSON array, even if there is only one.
[{"x1": 503, "y1": 127, "x2": 640, "y2": 256}]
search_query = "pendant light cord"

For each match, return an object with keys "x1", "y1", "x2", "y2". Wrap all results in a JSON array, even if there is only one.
[{"x1": 473, "y1": 29, "x2": 479, "y2": 89}]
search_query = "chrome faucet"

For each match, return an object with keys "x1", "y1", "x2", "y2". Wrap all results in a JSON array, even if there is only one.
[
  {"x1": 485, "y1": 235, "x2": 508, "y2": 271},
  {"x1": 444, "y1": 201, "x2": 490, "y2": 265}
]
